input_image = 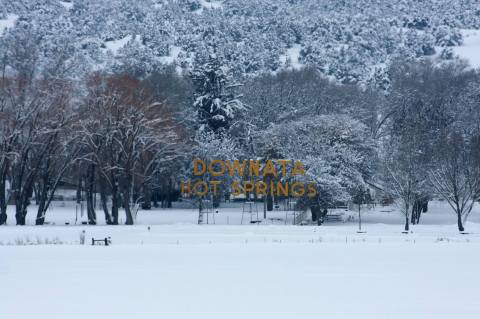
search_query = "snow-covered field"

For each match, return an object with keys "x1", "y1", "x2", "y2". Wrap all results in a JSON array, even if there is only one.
[
  {"x1": 4, "y1": 197, "x2": 480, "y2": 227},
  {"x1": 1, "y1": 201, "x2": 480, "y2": 319}
]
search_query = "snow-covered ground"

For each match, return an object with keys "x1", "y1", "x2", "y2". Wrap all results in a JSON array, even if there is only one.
[
  {"x1": 1, "y1": 201, "x2": 479, "y2": 319},
  {"x1": 1, "y1": 240, "x2": 479, "y2": 319},
  {"x1": 280, "y1": 44, "x2": 304, "y2": 70},
  {"x1": 59, "y1": 1, "x2": 74, "y2": 10},
  {"x1": 158, "y1": 45, "x2": 182, "y2": 64},
  {"x1": 455, "y1": 29, "x2": 480, "y2": 68},
  {"x1": 104, "y1": 35, "x2": 133, "y2": 56},
  {"x1": 0, "y1": 13, "x2": 18, "y2": 36},
  {"x1": 199, "y1": 0, "x2": 224, "y2": 9},
  {"x1": 2, "y1": 199, "x2": 480, "y2": 228},
  {"x1": 193, "y1": 0, "x2": 224, "y2": 14}
]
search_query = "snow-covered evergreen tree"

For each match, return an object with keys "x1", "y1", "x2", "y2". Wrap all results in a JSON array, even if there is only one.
[{"x1": 191, "y1": 54, "x2": 245, "y2": 133}]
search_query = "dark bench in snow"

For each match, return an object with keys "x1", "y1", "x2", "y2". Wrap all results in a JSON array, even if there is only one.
[{"x1": 91, "y1": 237, "x2": 111, "y2": 246}]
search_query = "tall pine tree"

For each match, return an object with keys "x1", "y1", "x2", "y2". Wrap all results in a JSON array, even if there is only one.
[{"x1": 191, "y1": 54, "x2": 245, "y2": 134}]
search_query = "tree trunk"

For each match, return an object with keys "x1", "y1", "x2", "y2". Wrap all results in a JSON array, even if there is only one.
[
  {"x1": 99, "y1": 178, "x2": 113, "y2": 224},
  {"x1": 35, "y1": 174, "x2": 49, "y2": 225},
  {"x1": 311, "y1": 205, "x2": 319, "y2": 222},
  {"x1": 404, "y1": 215, "x2": 409, "y2": 232},
  {"x1": 14, "y1": 185, "x2": 31, "y2": 225},
  {"x1": 15, "y1": 198, "x2": 28, "y2": 225},
  {"x1": 0, "y1": 208, "x2": 6, "y2": 225},
  {"x1": 76, "y1": 177, "x2": 82, "y2": 204},
  {"x1": 111, "y1": 174, "x2": 119, "y2": 225},
  {"x1": 415, "y1": 208, "x2": 422, "y2": 224},
  {"x1": 86, "y1": 165, "x2": 96, "y2": 225},
  {"x1": 457, "y1": 212, "x2": 465, "y2": 232},
  {"x1": 411, "y1": 203, "x2": 417, "y2": 225},
  {"x1": 266, "y1": 193, "x2": 273, "y2": 211},
  {"x1": 124, "y1": 192, "x2": 134, "y2": 225},
  {"x1": 0, "y1": 178, "x2": 7, "y2": 225},
  {"x1": 212, "y1": 192, "x2": 220, "y2": 208},
  {"x1": 33, "y1": 184, "x2": 40, "y2": 205},
  {"x1": 412, "y1": 199, "x2": 425, "y2": 225},
  {"x1": 15, "y1": 210, "x2": 27, "y2": 225},
  {"x1": 122, "y1": 174, "x2": 134, "y2": 225},
  {"x1": 422, "y1": 201, "x2": 428, "y2": 213},
  {"x1": 167, "y1": 179, "x2": 173, "y2": 208},
  {"x1": 35, "y1": 188, "x2": 47, "y2": 225}
]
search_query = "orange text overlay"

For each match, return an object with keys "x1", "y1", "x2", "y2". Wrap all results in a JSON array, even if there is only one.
[
  {"x1": 181, "y1": 180, "x2": 317, "y2": 198},
  {"x1": 192, "y1": 159, "x2": 306, "y2": 177},
  {"x1": 181, "y1": 159, "x2": 317, "y2": 198}
]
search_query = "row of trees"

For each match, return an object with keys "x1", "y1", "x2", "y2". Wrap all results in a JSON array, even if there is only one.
[
  {"x1": 382, "y1": 61, "x2": 480, "y2": 231},
  {"x1": 0, "y1": 67, "x2": 188, "y2": 225},
  {"x1": 1, "y1": 22, "x2": 480, "y2": 229},
  {"x1": 186, "y1": 55, "x2": 480, "y2": 232},
  {"x1": 240, "y1": 61, "x2": 480, "y2": 232}
]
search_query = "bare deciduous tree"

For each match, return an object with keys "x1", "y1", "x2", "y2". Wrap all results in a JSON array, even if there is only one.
[{"x1": 430, "y1": 133, "x2": 480, "y2": 232}]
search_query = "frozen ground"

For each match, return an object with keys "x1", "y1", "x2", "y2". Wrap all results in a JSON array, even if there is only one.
[{"x1": 1, "y1": 201, "x2": 480, "y2": 319}]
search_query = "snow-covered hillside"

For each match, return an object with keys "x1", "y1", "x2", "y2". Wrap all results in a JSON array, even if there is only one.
[
  {"x1": 1, "y1": 0, "x2": 479, "y2": 82},
  {"x1": 455, "y1": 29, "x2": 480, "y2": 68},
  {"x1": 0, "y1": 13, "x2": 17, "y2": 35}
]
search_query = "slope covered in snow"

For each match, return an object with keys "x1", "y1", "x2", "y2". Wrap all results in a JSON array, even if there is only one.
[
  {"x1": 104, "y1": 35, "x2": 133, "y2": 56},
  {"x1": 0, "y1": 13, "x2": 18, "y2": 36},
  {"x1": 59, "y1": 1, "x2": 74, "y2": 10},
  {"x1": 2, "y1": 0, "x2": 479, "y2": 82},
  {"x1": 454, "y1": 29, "x2": 480, "y2": 68}
]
